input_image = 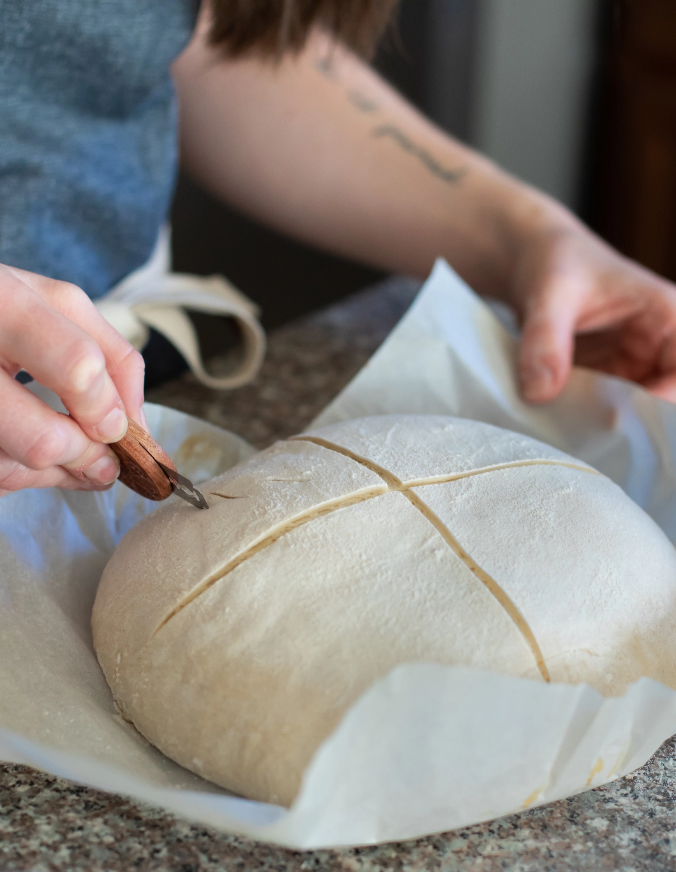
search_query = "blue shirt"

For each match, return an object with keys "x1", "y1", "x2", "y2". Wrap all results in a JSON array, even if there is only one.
[{"x1": 0, "y1": 0, "x2": 198, "y2": 298}]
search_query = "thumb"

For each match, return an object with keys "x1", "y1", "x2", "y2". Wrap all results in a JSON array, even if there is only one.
[{"x1": 518, "y1": 281, "x2": 578, "y2": 403}]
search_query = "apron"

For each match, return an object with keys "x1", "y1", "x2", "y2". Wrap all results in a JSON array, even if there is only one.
[
  {"x1": 0, "y1": 0, "x2": 264, "y2": 387},
  {"x1": 96, "y1": 228, "x2": 265, "y2": 390}
]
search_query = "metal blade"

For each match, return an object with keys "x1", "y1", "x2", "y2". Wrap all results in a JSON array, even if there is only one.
[{"x1": 156, "y1": 461, "x2": 210, "y2": 510}]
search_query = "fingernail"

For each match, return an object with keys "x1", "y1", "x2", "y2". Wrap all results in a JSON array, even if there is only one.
[
  {"x1": 140, "y1": 406, "x2": 149, "y2": 432},
  {"x1": 521, "y1": 365, "x2": 554, "y2": 402},
  {"x1": 95, "y1": 407, "x2": 128, "y2": 442},
  {"x1": 84, "y1": 454, "x2": 120, "y2": 485}
]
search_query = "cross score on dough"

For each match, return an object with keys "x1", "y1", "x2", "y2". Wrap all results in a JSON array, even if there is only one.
[
  {"x1": 94, "y1": 416, "x2": 676, "y2": 806},
  {"x1": 157, "y1": 437, "x2": 600, "y2": 682}
]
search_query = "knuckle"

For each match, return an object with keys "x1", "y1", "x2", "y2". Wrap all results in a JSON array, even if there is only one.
[
  {"x1": 114, "y1": 345, "x2": 145, "y2": 380},
  {"x1": 21, "y1": 427, "x2": 68, "y2": 470},
  {"x1": 49, "y1": 280, "x2": 88, "y2": 310},
  {"x1": 129, "y1": 347, "x2": 145, "y2": 377},
  {"x1": 63, "y1": 339, "x2": 106, "y2": 395}
]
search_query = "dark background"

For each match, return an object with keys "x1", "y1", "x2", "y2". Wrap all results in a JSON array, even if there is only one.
[{"x1": 171, "y1": 0, "x2": 676, "y2": 331}]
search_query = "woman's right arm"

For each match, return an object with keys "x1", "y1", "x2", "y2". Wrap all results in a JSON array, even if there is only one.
[{"x1": 0, "y1": 263, "x2": 146, "y2": 495}]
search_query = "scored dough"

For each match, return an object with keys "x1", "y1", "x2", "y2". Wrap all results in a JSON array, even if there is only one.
[{"x1": 92, "y1": 415, "x2": 676, "y2": 806}]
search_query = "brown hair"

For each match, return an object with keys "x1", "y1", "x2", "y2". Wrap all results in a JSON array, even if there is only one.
[{"x1": 208, "y1": 0, "x2": 399, "y2": 58}]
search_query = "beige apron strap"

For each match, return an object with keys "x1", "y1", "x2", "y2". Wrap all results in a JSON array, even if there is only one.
[
  {"x1": 133, "y1": 281, "x2": 265, "y2": 390},
  {"x1": 94, "y1": 231, "x2": 266, "y2": 390}
]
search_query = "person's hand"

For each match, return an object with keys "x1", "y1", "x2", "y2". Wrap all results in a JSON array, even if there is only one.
[
  {"x1": 510, "y1": 196, "x2": 676, "y2": 404},
  {"x1": 0, "y1": 263, "x2": 146, "y2": 496}
]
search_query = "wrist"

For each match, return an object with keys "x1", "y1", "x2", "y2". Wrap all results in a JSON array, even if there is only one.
[
  {"x1": 439, "y1": 159, "x2": 532, "y2": 300},
  {"x1": 428, "y1": 149, "x2": 553, "y2": 301},
  {"x1": 474, "y1": 169, "x2": 585, "y2": 309}
]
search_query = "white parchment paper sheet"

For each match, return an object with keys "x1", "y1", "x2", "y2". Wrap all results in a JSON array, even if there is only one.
[{"x1": 2, "y1": 260, "x2": 676, "y2": 849}]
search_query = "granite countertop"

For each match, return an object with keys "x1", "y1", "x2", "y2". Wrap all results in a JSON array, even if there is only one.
[{"x1": 2, "y1": 278, "x2": 676, "y2": 872}]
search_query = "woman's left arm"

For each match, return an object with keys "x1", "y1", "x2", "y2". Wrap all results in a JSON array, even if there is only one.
[{"x1": 173, "y1": 13, "x2": 676, "y2": 403}]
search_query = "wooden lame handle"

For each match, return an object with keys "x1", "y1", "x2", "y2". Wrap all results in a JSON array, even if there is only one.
[{"x1": 110, "y1": 420, "x2": 177, "y2": 501}]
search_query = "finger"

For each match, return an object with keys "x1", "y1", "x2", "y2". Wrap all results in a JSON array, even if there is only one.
[
  {"x1": 0, "y1": 476, "x2": 115, "y2": 497},
  {"x1": 0, "y1": 445, "x2": 115, "y2": 495},
  {"x1": 4, "y1": 266, "x2": 147, "y2": 427},
  {"x1": 0, "y1": 370, "x2": 120, "y2": 486},
  {"x1": 0, "y1": 270, "x2": 128, "y2": 442},
  {"x1": 518, "y1": 275, "x2": 583, "y2": 403}
]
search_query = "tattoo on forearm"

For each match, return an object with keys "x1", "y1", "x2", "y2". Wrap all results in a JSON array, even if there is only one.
[
  {"x1": 373, "y1": 125, "x2": 466, "y2": 184},
  {"x1": 314, "y1": 53, "x2": 467, "y2": 186},
  {"x1": 315, "y1": 55, "x2": 338, "y2": 81},
  {"x1": 347, "y1": 89, "x2": 380, "y2": 113}
]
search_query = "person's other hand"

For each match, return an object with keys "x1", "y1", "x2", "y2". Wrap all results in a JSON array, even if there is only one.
[
  {"x1": 0, "y1": 263, "x2": 146, "y2": 496},
  {"x1": 511, "y1": 198, "x2": 676, "y2": 404}
]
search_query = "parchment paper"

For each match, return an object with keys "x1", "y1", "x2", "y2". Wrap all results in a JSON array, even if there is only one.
[{"x1": 3, "y1": 260, "x2": 676, "y2": 849}]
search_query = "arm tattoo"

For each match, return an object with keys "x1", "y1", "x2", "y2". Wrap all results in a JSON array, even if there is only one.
[
  {"x1": 373, "y1": 125, "x2": 467, "y2": 185},
  {"x1": 314, "y1": 55, "x2": 339, "y2": 81},
  {"x1": 313, "y1": 55, "x2": 467, "y2": 186},
  {"x1": 347, "y1": 89, "x2": 380, "y2": 113}
]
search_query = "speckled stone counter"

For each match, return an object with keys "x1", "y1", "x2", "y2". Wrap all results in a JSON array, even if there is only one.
[{"x1": 2, "y1": 279, "x2": 676, "y2": 872}]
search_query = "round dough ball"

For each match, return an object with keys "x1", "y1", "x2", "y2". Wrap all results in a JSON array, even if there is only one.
[{"x1": 92, "y1": 415, "x2": 676, "y2": 806}]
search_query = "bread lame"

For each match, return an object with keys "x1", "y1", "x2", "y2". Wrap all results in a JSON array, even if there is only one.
[{"x1": 110, "y1": 419, "x2": 209, "y2": 509}]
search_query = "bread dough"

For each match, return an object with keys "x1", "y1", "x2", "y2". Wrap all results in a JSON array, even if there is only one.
[{"x1": 92, "y1": 415, "x2": 676, "y2": 806}]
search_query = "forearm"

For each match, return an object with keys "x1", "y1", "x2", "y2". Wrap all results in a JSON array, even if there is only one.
[
  {"x1": 173, "y1": 12, "x2": 676, "y2": 407},
  {"x1": 173, "y1": 23, "x2": 572, "y2": 297}
]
